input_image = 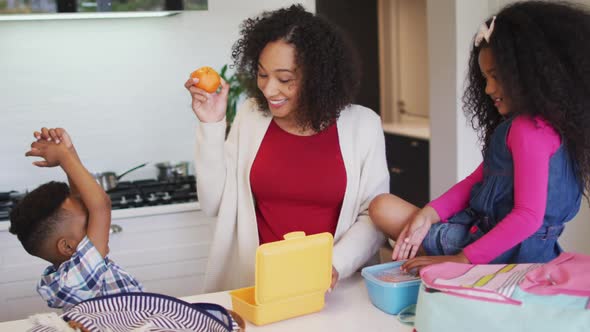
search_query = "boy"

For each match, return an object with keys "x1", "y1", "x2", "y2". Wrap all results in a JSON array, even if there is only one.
[{"x1": 9, "y1": 127, "x2": 143, "y2": 310}]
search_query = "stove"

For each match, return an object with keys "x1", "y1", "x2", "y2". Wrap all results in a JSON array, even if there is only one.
[
  {"x1": 0, "y1": 201, "x2": 13, "y2": 221},
  {"x1": 0, "y1": 176, "x2": 198, "y2": 221},
  {"x1": 107, "y1": 176, "x2": 198, "y2": 210},
  {"x1": 0, "y1": 191, "x2": 24, "y2": 222}
]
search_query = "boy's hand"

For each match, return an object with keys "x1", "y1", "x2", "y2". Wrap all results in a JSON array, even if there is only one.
[
  {"x1": 25, "y1": 140, "x2": 72, "y2": 167},
  {"x1": 34, "y1": 127, "x2": 74, "y2": 149}
]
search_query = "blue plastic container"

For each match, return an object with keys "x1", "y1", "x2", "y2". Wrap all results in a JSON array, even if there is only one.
[{"x1": 361, "y1": 261, "x2": 421, "y2": 315}]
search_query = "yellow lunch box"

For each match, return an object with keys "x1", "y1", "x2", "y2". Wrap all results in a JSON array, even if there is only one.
[{"x1": 229, "y1": 231, "x2": 333, "y2": 325}]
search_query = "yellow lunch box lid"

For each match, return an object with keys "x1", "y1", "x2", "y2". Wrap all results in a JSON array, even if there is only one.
[{"x1": 254, "y1": 231, "x2": 334, "y2": 305}]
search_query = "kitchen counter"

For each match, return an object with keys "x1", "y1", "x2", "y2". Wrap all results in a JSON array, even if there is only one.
[
  {"x1": 0, "y1": 273, "x2": 413, "y2": 332},
  {"x1": 382, "y1": 117, "x2": 430, "y2": 140},
  {"x1": 0, "y1": 201, "x2": 200, "y2": 232}
]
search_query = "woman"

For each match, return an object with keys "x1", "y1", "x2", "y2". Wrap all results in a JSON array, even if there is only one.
[{"x1": 184, "y1": 4, "x2": 389, "y2": 292}]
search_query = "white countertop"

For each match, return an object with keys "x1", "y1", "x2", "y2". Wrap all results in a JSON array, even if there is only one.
[
  {"x1": 0, "y1": 274, "x2": 413, "y2": 332},
  {"x1": 0, "y1": 202, "x2": 201, "y2": 232},
  {"x1": 382, "y1": 117, "x2": 430, "y2": 140}
]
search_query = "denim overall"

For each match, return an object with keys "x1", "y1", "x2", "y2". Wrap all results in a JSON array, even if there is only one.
[{"x1": 423, "y1": 116, "x2": 582, "y2": 263}]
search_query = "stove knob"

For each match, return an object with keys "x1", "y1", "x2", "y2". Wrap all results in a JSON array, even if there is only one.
[
  {"x1": 148, "y1": 193, "x2": 157, "y2": 202},
  {"x1": 162, "y1": 192, "x2": 172, "y2": 201},
  {"x1": 120, "y1": 196, "x2": 128, "y2": 205},
  {"x1": 134, "y1": 194, "x2": 143, "y2": 204}
]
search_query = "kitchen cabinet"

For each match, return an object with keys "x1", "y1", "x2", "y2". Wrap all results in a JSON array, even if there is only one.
[
  {"x1": 385, "y1": 132, "x2": 429, "y2": 207},
  {"x1": 0, "y1": 203, "x2": 214, "y2": 322},
  {"x1": 316, "y1": 0, "x2": 381, "y2": 115}
]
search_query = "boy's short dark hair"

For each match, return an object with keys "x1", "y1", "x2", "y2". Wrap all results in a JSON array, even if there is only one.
[{"x1": 9, "y1": 181, "x2": 70, "y2": 256}]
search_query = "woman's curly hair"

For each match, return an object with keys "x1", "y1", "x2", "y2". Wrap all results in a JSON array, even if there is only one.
[
  {"x1": 231, "y1": 4, "x2": 361, "y2": 132},
  {"x1": 463, "y1": 1, "x2": 590, "y2": 193}
]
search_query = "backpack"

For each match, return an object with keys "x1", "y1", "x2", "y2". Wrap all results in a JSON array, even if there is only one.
[{"x1": 415, "y1": 252, "x2": 590, "y2": 332}]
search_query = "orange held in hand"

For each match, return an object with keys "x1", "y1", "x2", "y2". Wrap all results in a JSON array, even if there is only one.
[{"x1": 190, "y1": 66, "x2": 221, "y2": 93}]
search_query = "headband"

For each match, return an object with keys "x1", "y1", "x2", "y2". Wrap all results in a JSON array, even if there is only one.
[{"x1": 474, "y1": 16, "x2": 497, "y2": 47}]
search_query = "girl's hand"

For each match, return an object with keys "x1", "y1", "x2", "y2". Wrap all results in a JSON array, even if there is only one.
[
  {"x1": 184, "y1": 77, "x2": 230, "y2": 123},
  {"x1": 401, "y1": 252, "x2": 470, "y2": 273},
  {"x1": 392, "y1": 205, "x2": 440, "y2": 261}
]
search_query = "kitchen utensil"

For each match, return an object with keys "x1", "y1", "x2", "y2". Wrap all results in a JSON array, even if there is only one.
[
  {"x1": 95, "y1": 172, "x2": 118, "y2": 191},
  {"x1": 174, "y1": 161, "x2": 190, "y2": 177},
  {"x1": 95, "y1": 163, "x2": 148, "y2": 191},
  {"x1": 155, "y1": 162, "x2": 174, "y2": 181},
  {"x1": 155, "y1": 161, "x2": 192, "y2": 181}
]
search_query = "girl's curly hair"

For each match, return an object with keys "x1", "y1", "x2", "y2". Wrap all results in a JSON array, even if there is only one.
[
  {"x1": 463, "y1": 1, "x2": 590, "y2": 193},
  {"x1": 231, "y1": 4, "x2": 361, "y2": 132}
]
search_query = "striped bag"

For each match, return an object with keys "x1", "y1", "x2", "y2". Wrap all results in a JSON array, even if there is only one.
[{"x1": 29, "y1": 292, "x2": 242, "y2": 332}]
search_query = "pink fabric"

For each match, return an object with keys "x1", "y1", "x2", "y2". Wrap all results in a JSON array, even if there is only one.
[
  {"x1": 430, "y1": 116, "x2": 561, "y2": 263},
  {"x1": 420, "y1": 262, "x2": 540, "y2": 305},
  {"x1": 520, "y1": 252, "x2": 590, "y2": 297}
]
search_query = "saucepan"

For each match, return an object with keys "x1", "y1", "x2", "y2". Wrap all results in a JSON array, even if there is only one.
[
  {"x1": 155, "y1": 161, "x2": 191, "y2": 181},
  {"x1": 94, "y1": 163, "x2": 148, "y2": 191}
]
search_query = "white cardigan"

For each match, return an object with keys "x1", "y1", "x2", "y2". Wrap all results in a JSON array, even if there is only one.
[{"x1": 195, "y1": 99, "x2": 389, "y2": 292}]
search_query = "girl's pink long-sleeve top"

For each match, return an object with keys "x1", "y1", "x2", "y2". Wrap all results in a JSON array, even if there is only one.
[{"x1": 428, "y1": 116, "x2": 561, "y2": 263}]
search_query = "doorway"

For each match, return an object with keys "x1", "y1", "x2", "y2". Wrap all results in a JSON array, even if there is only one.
[{"x1": 378, "y1": 0, "x2": 429, "y2": 123}]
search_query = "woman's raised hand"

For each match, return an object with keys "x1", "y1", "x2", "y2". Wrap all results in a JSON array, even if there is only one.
[{"x1": 184, "y1": 77, "x2": 230, "y2": 123}]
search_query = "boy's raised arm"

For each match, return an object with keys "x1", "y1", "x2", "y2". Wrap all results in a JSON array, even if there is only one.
[{"x1": 29, "y1": 128, "x2": 111, "y2": 257}]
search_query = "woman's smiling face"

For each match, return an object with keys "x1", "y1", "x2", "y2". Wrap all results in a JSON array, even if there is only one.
[{"x1": 257, "y1": 40, "x2": 301, "y2": 123}]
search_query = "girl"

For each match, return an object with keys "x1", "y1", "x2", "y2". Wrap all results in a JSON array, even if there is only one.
[
  {"x1": 369, "y1": 1, "x2": 590, "y2": 272},
  {"x1": 184, "y1": 5, "x2": 389, "y2": 292}
]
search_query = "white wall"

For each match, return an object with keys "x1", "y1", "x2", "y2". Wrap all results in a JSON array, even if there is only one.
[
  {"x1": 454, "y1": 0, "x2": 487, "y2": 180},
  {"x1": 0, "y1": 0, "x2": 314, "y2": 192},
  {"x1": 561, "y1": 201, "x2": 590, "y2": 253},
  {"x1": 428, "y1": 0, "x2": 590, "y2": 254},
  {"x1": 427, "y1": 0, "x2": 458, "y2": 199},
  {"x1": 428, "y1": 0, "x2": 488, "y2": 199}
]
